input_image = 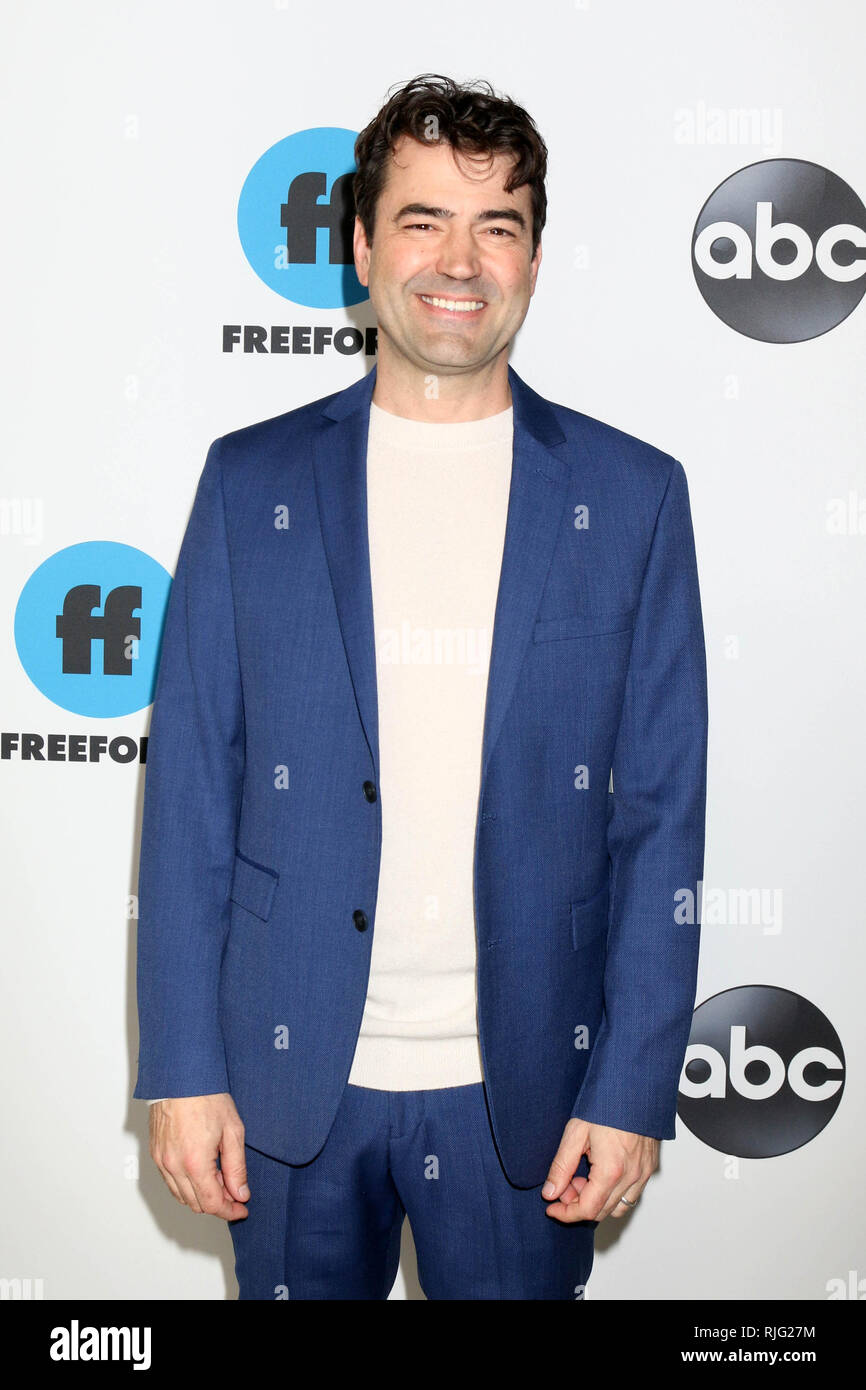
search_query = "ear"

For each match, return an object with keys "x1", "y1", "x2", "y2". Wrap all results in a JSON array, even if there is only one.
[
  {"x1": 354, "y1": 215, "x2": 372, "y2": 288},
  {"x1": 529, "y1": 238, "x2": 542, "y2": 297}
]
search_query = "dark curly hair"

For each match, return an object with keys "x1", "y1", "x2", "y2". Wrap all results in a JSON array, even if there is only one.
[{"x1": 353, "y1": 73, "x2": 548, "y2": 258}]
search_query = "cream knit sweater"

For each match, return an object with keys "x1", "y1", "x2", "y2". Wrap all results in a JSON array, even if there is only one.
[{"x1": 346, "y1": 398, "x2": 514, "y2": 1090}]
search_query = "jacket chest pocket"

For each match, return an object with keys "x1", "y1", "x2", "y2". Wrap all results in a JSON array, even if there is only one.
[
  {"x1": 229, "y1": 849, "x2": 279, "y2": 922},
  {"x1": 533, "y1": 608, "x2": 636, "y2": 644}
]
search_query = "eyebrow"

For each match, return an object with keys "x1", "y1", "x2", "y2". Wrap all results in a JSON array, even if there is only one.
[{"x1": 391, "y1": 202, "x2": 527, "y2": 232}]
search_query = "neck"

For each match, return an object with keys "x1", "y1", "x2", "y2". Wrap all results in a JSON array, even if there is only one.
[{"x1": 371, "y1": 343, "x2": 512, "y2": 422}]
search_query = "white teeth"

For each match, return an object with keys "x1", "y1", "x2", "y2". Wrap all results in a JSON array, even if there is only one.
[{"x1": 420, "y1": 295, "x2": 485, "y2": 311}]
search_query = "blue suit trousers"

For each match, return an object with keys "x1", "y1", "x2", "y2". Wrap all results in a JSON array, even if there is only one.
[{"x1": 228, "y1": 1081, "x2": 596, "y2": 1300}]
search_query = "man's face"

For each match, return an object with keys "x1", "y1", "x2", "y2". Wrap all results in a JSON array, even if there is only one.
[{"x1": 354, "y1": 133, "x2": 541, "y2": 378}]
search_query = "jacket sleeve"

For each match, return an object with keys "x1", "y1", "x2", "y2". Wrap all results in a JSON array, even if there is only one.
[
  {"x1": 133, "y1": 439, "x2": 244, "y2": 1099},
  {"x1": 570, "y1": 457, "x2": 708, "y2": 1138}
]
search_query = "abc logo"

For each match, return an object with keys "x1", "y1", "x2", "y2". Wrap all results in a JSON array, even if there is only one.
[
  {"x1": 237, "y1": 127, "x2": 367, "y2": 309},
  {"x1": 677, "y1": 985, "x2": 844, "y2": 1158},
  {"x1": 692, "y1": 158, "x2": 866, "y2": 342}
]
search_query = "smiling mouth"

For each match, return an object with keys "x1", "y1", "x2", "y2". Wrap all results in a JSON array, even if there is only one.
[{"x1": 417, "y1": 293, "x2": 486, "y2": 313}]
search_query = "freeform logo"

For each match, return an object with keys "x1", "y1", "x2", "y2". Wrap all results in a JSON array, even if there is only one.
[
  {"x1": 677, "y1": 985, "x2": 844, "y2": 1158},
  {"x1": 237, "y1": 127, "x2": 367, "y2": 308},
  {"x1": 692, "y1": 159, "x2": 866, "y2": 342},
  {"x1": 14, "y1": 542, "x2": 171, "y2": 717}
]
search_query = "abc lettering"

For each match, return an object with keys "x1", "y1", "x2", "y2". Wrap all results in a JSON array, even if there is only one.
[
  {"x1": 695, "y1": 201, "x2": 866, "y2": 281},
  {"x1": 680, "y1": 1026, "x2": 843, "y2": 1101}
]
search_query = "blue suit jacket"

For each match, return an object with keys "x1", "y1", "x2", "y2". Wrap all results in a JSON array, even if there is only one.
[{"x1": 134, "y1": 362, "x2": 708, "y2": 1188}]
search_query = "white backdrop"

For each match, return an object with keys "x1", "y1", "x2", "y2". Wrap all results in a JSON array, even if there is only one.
[{"x1": 2, "y1": 0, "x2": 863, "y2": 1301}]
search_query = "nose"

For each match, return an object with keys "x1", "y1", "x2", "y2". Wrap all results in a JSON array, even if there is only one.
[{"x1": 434, "y1": 222, "x2": 483, "y2": 283}]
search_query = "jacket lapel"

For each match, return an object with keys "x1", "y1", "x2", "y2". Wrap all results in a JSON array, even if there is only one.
[{"x1": 311, "y1": 361, "x2": 571, "y2": 782}]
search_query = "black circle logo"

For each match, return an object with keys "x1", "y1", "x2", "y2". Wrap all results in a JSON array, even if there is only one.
[
  {"x1": 691, "y1": 159, "x2": 866, "y2": 342},
  {"x1": 677, "y1": 985, "x2": 845, "y2": 1158}
]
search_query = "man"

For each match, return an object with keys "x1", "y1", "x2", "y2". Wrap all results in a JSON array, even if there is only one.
[{"x1": 135, "y1": 74, "x2": 708, "y2": 1300}]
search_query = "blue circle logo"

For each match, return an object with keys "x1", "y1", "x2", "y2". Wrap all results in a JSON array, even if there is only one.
[
  {"x1": 237, "y1": 127, "x2": 367, "y2": 308},
  {"x1": 14, "y1": 542, "x2": 172, "y2": 718}
]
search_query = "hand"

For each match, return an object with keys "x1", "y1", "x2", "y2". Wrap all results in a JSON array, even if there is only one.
[
  {"x1": 149, "y1": 1093, "x2": 249, "y2": 1221},
  {"x1": 541, "y1": 1117, "x2": 659, "y2": 1224}
]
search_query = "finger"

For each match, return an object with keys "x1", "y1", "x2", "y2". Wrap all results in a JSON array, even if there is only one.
[
  {"x1": 544, "y1": 1171, "x2": 592, "y2": 1222},
  {"x1": 603, "y1": 1166, "x2": 653, "y2": 1220},
  {"x1": 219, "y1": 1125, "x2": 250, "y2": 1204},
  {"x1": 545, "y1": 1196, "x2": 594, "y2": 1224},
  {"x1": 608, "y1": 1177, "x2": 648, "y2": 1220},
  {"x1": 556, "y1": 1172, "x2": 588, "y2": 1205},
  {"x1": 599, "y1": 1172, "x2": 648, "y2": 1221},
  {"x1": 155, "y1": 1161, "x2": 186, "y2": 1207},
  {"x1": 574, "y1": 1170, "x2": 616, "y2": 1221},
  {"x1": 175, "y1": 1170, "x2": 206, "y2": 1213},
  {"x1": 542, "y1": 1126, "x2": 587, "y2": 1202},
  {"x1": 609, "y1": 1182, "x2": 640, "y2": 1219},
  {"x1": 548, "y1": 1166, "x2": 621, "y2": 1223},
  {"x1": 187, "y1": 1160, "x2": 248, "y2": 1220},
  {"x1": 212, "y1": 1168, "x2": 250, "y2": 1220},
  {"x1": 545, "y1": 1180, "x2": 602, "y2": 1223},
  {"x1": 162, "y1": 1152, "x2": 207, "y2": 1213}
]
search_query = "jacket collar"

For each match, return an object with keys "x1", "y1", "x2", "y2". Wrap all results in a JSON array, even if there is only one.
[
  {"x1": 311, "y1": 359, "x2": 572, "y2": 781},
  {"x1": 321, "y1": 359, "x2": 566, "y2": 454}
]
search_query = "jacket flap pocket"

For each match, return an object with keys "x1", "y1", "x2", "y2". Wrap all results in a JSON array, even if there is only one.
[
  {"x1": 230, "y1": 850, "x2": 278, "y2": 922},
  {"x1": 570, "y1": 881, "x2": 610, "y2": 950},
  {"x1": 533, "y1": 609, "x2": 636, "y2": 643}
]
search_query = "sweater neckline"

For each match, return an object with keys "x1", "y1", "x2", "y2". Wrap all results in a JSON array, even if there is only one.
[{"x1": 368, "y1": 399, "x2": 513, "y2": 449}]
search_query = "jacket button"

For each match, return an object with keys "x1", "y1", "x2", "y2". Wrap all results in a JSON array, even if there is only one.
[
  {"x1": 363, "y1": 780, "x2": 377, "y2": 802},
  {"x1": 353, "y1": 909, "x2": 368, "y2": 932}
]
